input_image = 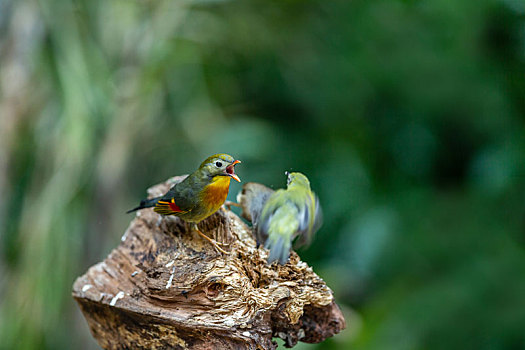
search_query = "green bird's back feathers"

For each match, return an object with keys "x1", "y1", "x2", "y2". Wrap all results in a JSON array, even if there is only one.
[{"x1": 262, "y1": 200, "x2": 300, "y2": 264}]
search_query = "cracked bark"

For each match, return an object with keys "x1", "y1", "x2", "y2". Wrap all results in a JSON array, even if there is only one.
[{"x1": 72, "y1": 175, "x2": 346, "y2": 349}]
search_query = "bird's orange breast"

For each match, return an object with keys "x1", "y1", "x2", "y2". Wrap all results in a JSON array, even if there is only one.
[{"x1": 201, "y1": 176, "x2": 231, "y2": 212}]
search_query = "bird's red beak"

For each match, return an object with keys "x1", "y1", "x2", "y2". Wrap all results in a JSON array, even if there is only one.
[{"x1": 226, "y1": 160, "x2": 241, "y2": 182}]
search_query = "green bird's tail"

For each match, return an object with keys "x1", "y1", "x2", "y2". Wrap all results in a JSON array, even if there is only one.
[
  {"x1": 126, "y1": 197, "x2": 160, "y2": 213},
  {"x1": 265, "y1": 234, "x2": 292, "y2": 265}
]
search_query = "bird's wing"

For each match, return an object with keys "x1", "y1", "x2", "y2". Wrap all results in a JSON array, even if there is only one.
[
  {"x1": 294, "y1": 193, "x2": 322, "y2": 248},
  {"x1": 237, "y1": 182, "x2": 275, "y2": 226},
  {"x1": 154, "y1": 182, "x2": 194, "y2": 215},
  {"x1": 256, "y1": 189, "x2": 289, "y2": 245}
]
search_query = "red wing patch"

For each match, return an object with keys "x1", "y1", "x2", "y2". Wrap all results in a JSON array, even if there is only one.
[{"x1": 154, "y1": 198, "x2": 189, "y2": 215}]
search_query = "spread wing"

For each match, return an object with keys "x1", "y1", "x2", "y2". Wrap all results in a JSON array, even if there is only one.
[
  {"x1": 293, "y1": 193, "x2": 322, "y2": 248},
  {"x1": 237, "y1": 182, "x2": 275, "y2": 243}
]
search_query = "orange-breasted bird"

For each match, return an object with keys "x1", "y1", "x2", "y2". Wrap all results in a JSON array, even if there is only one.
[
  {"x1": 237, "y1": 172, "x2": 322, "y2": 264},
  {"x1": 127, "y1": 153, "x2": 241, "y2": 253}
]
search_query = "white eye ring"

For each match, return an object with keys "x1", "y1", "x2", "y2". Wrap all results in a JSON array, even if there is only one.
[{"x1": 215, "y1": 161, "x2": 223, "y2": 167}]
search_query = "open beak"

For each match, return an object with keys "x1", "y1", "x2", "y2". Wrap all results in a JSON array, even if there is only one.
[{"x1": 226, "y1": 160, "x2": 241, "y2": 182}]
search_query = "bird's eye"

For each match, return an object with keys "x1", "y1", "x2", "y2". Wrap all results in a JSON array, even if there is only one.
[{"x1": 215, "y1": 161, "x2": 223, "y2": 167}]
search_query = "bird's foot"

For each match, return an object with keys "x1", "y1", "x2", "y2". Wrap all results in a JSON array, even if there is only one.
[
  {"x1": 156, "y1": 215, "x2": 163, "y2": 227},
  {"x1": 192, "y1": 226, "x2": 229, "y2": 254},
  {"x1": 223, "y1": 201, "x2": 241, "y2": 210}
]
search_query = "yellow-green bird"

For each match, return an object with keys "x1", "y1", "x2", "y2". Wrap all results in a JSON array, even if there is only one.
[
  {"x1": 127, "y1": 153, "x2": 241, "y2": 253},
  {"x1": 237, "y1": 172, "x2": 322, "y2": 264}
]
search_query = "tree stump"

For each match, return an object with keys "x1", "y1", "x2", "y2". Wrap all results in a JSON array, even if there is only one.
[{"x1": 72, "y1": 176, "x2": 346, "y2": 349}]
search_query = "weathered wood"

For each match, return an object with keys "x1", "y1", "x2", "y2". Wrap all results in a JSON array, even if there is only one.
[{"x1": 73, "y1": 176, "x2": 345, "y2": 349}]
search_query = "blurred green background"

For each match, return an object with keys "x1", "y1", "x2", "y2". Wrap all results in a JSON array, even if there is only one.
[{"x1": 1, "y1": 0, "x2": 525, "y2": 349}]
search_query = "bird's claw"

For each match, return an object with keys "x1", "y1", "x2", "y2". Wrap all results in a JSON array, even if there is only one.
[
  {"x1": 213, "y1": 240, "x2": 229, "y2": 247},
  {"x1": 210, "y1": 240, "x2": 229, "y2": 255},
  {"x1": 192, "y1": 227, "x2": 230, "y2": 254},
  {"x1": 224, "y1": 201, "x2": 241, "y2": 210}
]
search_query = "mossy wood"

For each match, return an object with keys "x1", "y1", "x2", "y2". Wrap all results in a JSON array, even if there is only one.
[{"x1": 72, "y1": 176, "x2": 345, "y2": 349}]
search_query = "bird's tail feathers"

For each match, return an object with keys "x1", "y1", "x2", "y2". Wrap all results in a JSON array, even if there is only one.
[
  {"x1": 126, "y1": 197, "x2": 159, "y2": 213},
  {"x1": 265, "y1": 234, "x2": 292, "y2": 265}
]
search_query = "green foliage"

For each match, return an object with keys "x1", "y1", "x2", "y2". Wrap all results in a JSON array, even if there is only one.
[{"x1": 0, "y1": 0, "x2": 524, "y2": 349}]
